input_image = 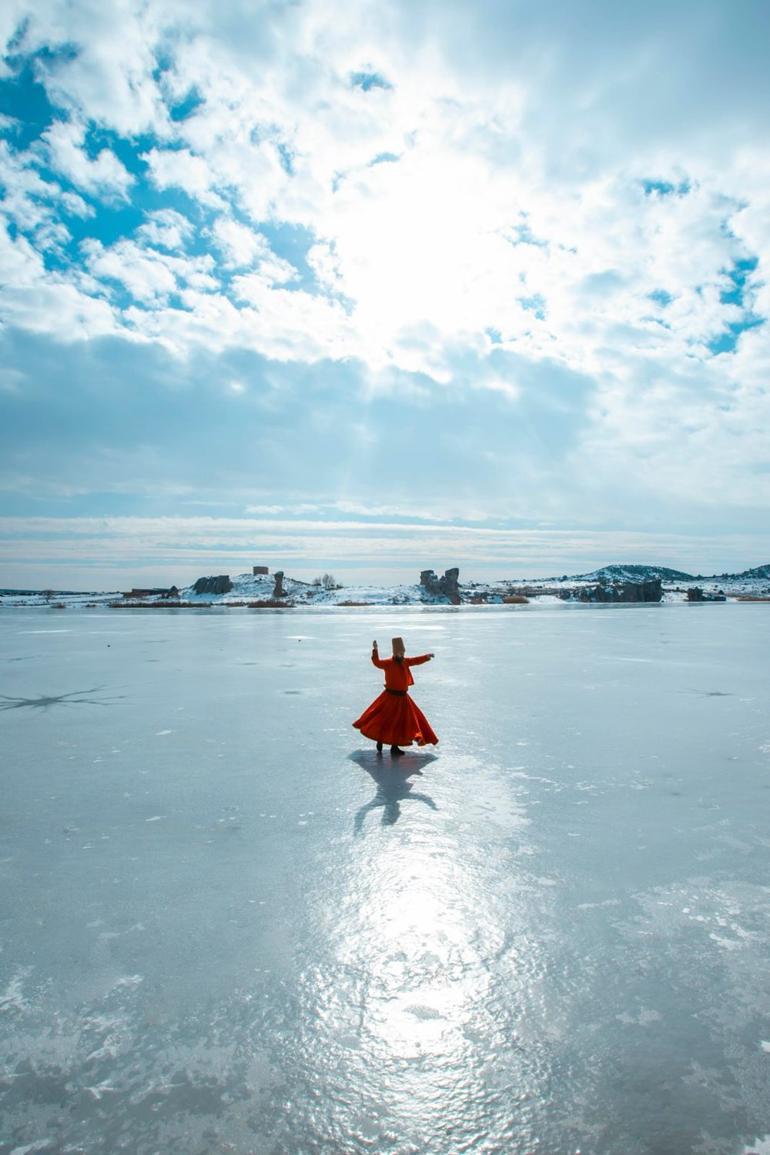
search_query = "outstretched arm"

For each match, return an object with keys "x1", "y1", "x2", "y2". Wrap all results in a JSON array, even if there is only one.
[{"x1": 405, "y1": 653, "x2": 434, "y2": 666}]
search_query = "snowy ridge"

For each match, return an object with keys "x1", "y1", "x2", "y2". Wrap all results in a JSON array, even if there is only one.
[
  {"x1": 550, "y1": 562, "x2": 770, "y2": 583},
  {"x1": 567, "y1": 564, "x2": 697, "y2": 582},
  {"x1": 725, "y1": 563, "x2": 770, "y2": 580}
]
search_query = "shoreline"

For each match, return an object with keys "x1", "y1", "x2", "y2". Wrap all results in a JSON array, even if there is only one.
[{"x1": 2, "y1": 596, "x2": 769, "y2": 613}]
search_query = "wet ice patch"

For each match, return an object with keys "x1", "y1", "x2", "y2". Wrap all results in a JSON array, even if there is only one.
[
  {"x1": 84, "y1": 1080, "x2": 116, "y2": 1100},
  {"x1": 742, "y1": 1138, "x2": 770, "y2": 1155},
  {"x1": 113, "y1": 974, "x2": 143, "y2": 989},
  {"x1": 399, "y1": 624, "x2": 445, "y2": 631},
  {"x1": 710, "y1": 933, "x2": 743, "y2": 951},
  {"x1": 83, "y1": 1016, "x2": 128, "y2": 1061},
  {"x1": 0, "y1": 969, "x2": 31, "y2": 1012},
  {"x1": 577, "y1": 899, "x2": 622, "y2": 910},
  {"x1": 17, "y1": 629, "x2": 71, "y2": 634},
  {"x1": 405, "y1": 1003, "x2": 444, "y2": 1020},
  {"x1": 616, "y1": 1008, "x2": 662, "y2": 1026}
]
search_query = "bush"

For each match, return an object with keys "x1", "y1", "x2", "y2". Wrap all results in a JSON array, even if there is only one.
[{"x1": 313, "y1": 573, "x2": 341, "y2": 590}]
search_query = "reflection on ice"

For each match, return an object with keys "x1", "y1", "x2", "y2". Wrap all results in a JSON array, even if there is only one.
[{"x1": 350, "y1": 749, "x2": 438, "y2": 829}]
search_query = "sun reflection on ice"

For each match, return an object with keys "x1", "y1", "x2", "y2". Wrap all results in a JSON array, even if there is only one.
[{"x1": 315, "y1": 767, "x2": 522, "y2": 1146}]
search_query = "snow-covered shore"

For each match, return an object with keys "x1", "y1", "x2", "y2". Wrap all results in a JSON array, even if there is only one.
[{"x1": 2, "y1": 564, "x2": 769, "y2": 609}]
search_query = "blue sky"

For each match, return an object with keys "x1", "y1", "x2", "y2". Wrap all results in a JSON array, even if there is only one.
[{"x1": 0, "y1": 0, "x2": 768, "y2": 589}]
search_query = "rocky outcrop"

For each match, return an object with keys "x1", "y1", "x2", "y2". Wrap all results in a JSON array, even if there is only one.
[
  {"x1": 570, "y1": 578, "x2": 663, "y2": 603},
  {"x1": 193, "y1": 574, "x2": 233, "y2": 595},
  {"x1": 442, "y1": 568, "x2": 460, "y2": 603},
  {"x1": 420, "y1": 567, "x2": 461, "y2": 604},
  {"x1": 419, "y1": 570, "x2": 438, "y2": 595},
  {"x1": 272, "y1": 571, "x2": 286, "y2": 598},
  {"x1": 687, "y1": 587, "x2": 726, "y2": 602}
]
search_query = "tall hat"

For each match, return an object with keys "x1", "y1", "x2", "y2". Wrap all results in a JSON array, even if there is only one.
[{"x1": 391, "y1": 636, "x2": 405, "y2": 656}]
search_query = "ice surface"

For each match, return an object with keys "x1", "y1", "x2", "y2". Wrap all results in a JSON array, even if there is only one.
[{"x1": 1, "y1": 602, "x2": 769, "y2": 1154}]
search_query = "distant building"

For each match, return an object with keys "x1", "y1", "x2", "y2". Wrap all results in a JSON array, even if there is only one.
[{"x1": 253, "y1": 565, "x2": 269, "y2": 575}]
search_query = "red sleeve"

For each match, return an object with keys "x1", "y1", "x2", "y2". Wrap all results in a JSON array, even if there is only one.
[
  {"x1": 405, "y1": 654, "x2": 431, "y2": 666},
  {"x1": 371, "y1": 653, "x2": 388, "y2": 669}
]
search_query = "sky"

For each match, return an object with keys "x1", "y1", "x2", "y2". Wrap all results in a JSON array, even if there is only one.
[{"x1": 0, "y1": 0, "x2": 768, "y2": 590}]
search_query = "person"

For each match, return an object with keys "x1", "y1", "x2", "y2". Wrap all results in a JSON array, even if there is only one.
[{"x1": 353, "y1": 636, "x2": 438, "y2": 755}]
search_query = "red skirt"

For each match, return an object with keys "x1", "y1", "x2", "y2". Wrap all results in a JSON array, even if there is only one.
[{"x1": 353, "y1": 690, "x2": 438, "y2": 747}]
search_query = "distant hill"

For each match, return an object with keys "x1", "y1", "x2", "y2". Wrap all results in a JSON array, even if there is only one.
[
  {"x1": 717, "y1": 563, "x2": 770, "y2": 580},
  {"x1": 552, "y1": 562, "x2": 770, "y2": 584},
  {"x1": 565, "y1": 564, "x2": 696, "y2": 583}
]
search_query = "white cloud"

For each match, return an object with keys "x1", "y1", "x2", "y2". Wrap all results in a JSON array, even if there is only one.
[
  {"x1": 0, "y1": 139, "x2": 82, "y2": 239},
  {"x1": 142, "y1": 146, "x2": 224, "y2": 208},
  {"x1": 0, "y1": 225, "x2": 118, "y2": 338},
  {"x1": 207, "y1": 217, "x2": 299, "y2": 286},
  {"x1": 0, "y1": 0, "x2": 34, "y2": 78},
  {"x1": 137, "y1": 209, "x2": 193, "y2": 251},
  {"x1": 120, "y1": 276, "x2": 355, "y2": 363},
  {"x1": 11, "y1": 0, "x2": 169, "y2": 136},
  {"x1": 80, "y1": 237, "x2": 219, "y2": 306},
  {"x1": 42, "y1": 119, "x2": 133, "y2": 198},
  {"x1": 209, "y1": 217, "x2": 267, "y2": 269},
  {"x1": 82, "y1": 238, "x2": 176, "y2": 303}
]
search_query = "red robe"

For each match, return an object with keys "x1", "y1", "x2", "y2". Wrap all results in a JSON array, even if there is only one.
[{"x1": 353, "y1": 653, "x2": 439, "y2": 747}]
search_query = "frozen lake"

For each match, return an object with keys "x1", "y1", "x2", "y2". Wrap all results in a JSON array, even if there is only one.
[{"x1": 1, "y1": 603, "x2": 769, "y2": 1155}]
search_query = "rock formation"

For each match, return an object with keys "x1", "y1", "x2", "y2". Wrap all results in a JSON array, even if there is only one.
[
  {"x1": 571, "y1": 578, "x2": 663, "y2": 603},
  {"x1": 193, "y1": 574, "x2": 233, "y2": 595},
  {"x1": 420, "y1": 567, "x2": 461, "y2": 604},
  {"x1": 272, "y1": 570, "x2": 286, "y2": 598},
  {"x1": 687, "y1": 587, "x2": 726, "y2": 602},
  {"x1": 420, "y1": 570, "x2": 438, "y2": 595}
]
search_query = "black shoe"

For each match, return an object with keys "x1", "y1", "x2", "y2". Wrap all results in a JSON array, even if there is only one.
[
  {"x1": 390, "y1": 745, "x2": 404, "y2": 756},
  {"x1": 376, "y1": 741, "x2": 383, "y2": 755}
]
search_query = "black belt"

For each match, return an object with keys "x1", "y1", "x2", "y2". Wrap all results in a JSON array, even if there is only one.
[{"x1": 385, "y1": 688, "x2": 407, "y2": 696}]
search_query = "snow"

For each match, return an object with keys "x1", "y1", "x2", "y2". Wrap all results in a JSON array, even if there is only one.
[
  {"x1": 173, "y1": 566, "x2": 770, "y2": 605},
  {"x1": 1, "y1": 602, "x2": 769, "y2": 1153},
  {"x1": 3, "y1": 565, "x2": 770, "y2": 610}
]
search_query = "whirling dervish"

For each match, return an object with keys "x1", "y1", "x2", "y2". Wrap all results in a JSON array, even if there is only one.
[{"x1": 352, "y1": 636, "x2": 439, "y2": 756}]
